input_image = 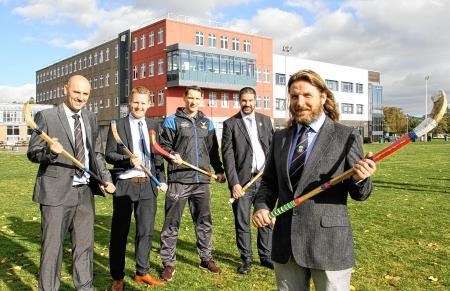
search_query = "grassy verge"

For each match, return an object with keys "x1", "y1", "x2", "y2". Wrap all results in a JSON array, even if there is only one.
[{"x1": 0, "y1": 141, "x2": 448, "y2": 290}]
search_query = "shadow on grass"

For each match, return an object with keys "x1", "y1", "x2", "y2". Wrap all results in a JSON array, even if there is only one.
[{"x1": 374, "y1": 180, "x2": 450, "y2": 193}]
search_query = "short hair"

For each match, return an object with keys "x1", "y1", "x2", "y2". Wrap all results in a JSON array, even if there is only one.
[
  {"x1": 184, "y1": 85, "x2": 202, "y2": 97},
  {"x1": 238, "y1": 87, "x2": 256, "y2": 99},
  {"x1": 130, "y1": 86, "x2": 150, "y2": 96}
]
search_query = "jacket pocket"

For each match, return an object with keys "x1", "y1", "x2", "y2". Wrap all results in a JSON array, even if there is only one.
[{"x1": 321, "y1": 215, "x2": 350, "y2": 227}]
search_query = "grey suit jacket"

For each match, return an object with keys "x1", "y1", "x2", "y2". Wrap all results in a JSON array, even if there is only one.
[
  {"x1": 27, "y1": 104, "x2": 112, "y2": 206},
  {"x1": 104, "y1": 116, "x2": 165, "y2": 198},
  {"x1": 255, "y1": 116, "x2": 372, "y2": 270},
  {"x1": 222, "y1": 112, "x2": 273, "y2": 189}
]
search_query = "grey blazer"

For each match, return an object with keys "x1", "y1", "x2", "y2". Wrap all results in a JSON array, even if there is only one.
[
  {"x1": 221, "y1": 112, "x2": 273, "y2": 189},
  {"x1": 254, "y1": 116, "x2": 372, "y2": 270},
  {"x1": 27, "y1": 103, "x2": 112, "y2": 206}
]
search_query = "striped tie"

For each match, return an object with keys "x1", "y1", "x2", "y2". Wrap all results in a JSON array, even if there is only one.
[
  {"x1": 138, "y1": 121, "x2": 151, "y2": 169},
  {"x1": 289, "y1": 126, "x2": 309, "y2": 191},
  {"x1": 73, "y1": 114, "x2": 85, "y2": 177}
]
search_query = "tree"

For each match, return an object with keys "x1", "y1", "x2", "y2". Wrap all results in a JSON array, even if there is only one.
[{"x1": 383, "y1": 106, "x2": 407, "y2": 134}]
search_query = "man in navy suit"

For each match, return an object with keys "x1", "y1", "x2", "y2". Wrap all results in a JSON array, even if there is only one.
[
  {"x1": 222, "y1": 87, "x2": 274, "y2": 274},
  {"x1": 253, "y1": 70, "x2": 376, "y2": 291}
]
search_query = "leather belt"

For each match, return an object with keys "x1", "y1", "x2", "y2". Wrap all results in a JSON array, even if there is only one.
[
  {"x1": 126, "y1": 177, "x2": 151, "y2": 183},
  {"x1": 72, "y1": 184, "x2": 88, "y2": 188}
]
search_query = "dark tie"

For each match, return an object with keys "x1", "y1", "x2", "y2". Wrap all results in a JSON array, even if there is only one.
[
  {"x1": 72, "y1": 114, "x2": 85, "y2": 177},
  {"x1": 138, "y1": 121, "x2": 151, "y2": 168},
  {"x1": 289, "y1": 126, "x2": 310, "y2": 191}
]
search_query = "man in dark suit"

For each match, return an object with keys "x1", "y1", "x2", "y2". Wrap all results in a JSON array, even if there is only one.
[
  {"x1": 105, "y1": 86, "x2": 166, "y2": 290},
  {"x1": 27, "y1": 74, "x2": 115, "y2": 291},
  {"x1": 221, "y1": 87, "x2": 274, "y2": 274},
  {"x1": 253, "y1": 70, "x2": 376, "y2": 291}
]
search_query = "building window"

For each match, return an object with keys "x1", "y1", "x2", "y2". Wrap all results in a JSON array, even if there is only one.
[
  {"x1": 88, "y1": 55, "x2": 92, "y2": 67},
  {"x1": 73, "y1": 61, "x2": 77, "y2": 72},
  {"x1": 275, "y1": 73, "x2": 286, "y2": 85},
  {"x1": 158, "y1": 59, "x2": 164, "y2": 75},
  {"x1": 208, "y1": 33, "x2": 216, "y2": 47},
  {"x1": 157, "y1": 28, "x2": 164, "y2": 44},
  {"x1": 263, "y1": 69, "x2": 270, "y2": 83},
  {"x1": 220, "y1": 36, "x2": 228, "y2": 49},
  {"x1": 275, "y1": 98, "x2": 286, "y2": 110},
  {"x1": 106, "y1": 48, "x2": 110, "y2": 61},
  {"x1": 115, "y1": 96, "x2": 119, "y2": 106},
  {"x1": 99, "y1": 50, "x2": 104, "y2": 63},
  {"x1": 233, "y1": 93, "x2": 239, "y2": 108},
  {"x1": 94, "y1": 52, "x2": 98, "y2": 65},
  {"x1": 115, "y1": 70, "x2": 119, "y2": 84},
  {"x1": 256, "y1": 69, "x2": 261, "y2": 83},
  {"x1": 356, "y1": 104, "x2": 364, "y2": 114},
  {"x1": 105, "y1": 73, "x2": 110, "y2": 87},
  {"x1": 133, "y1": 65, "x2": 138, "y2": 80},
  {"x1": 341, "y1": 82, "x2": 354, "y2": 93},
  {"x1": 93, "y1": 77, "x2": 98, "y2": 89},
  {"x1": 149, "y1": 31, "x2": 154, "y2": 47},
  {"x1": 326, "y1": 79, "x2": 339, "y2": 91},
  {"x1": 132, "y1": 37, "x2": 138, "y2": 51},
  {"x1": 356, "y1": 83, "x2": 364, "y2": 94},
  {"x1": 195, "y1": 32, "x2": 204, "y2": 46},
  {"x1": 256, "y1": 96, "x2": 262, "y2": 108},
  {"x1": 140, "y1": 63, "x2": 146, "y2": 79},
  {"x1": 149, "y1": 61, "x2": 154, "y2": 77},
  {"x1": 84, "y1": 56, "x2": 87, "y2": 68},
  {"x1": 209, "y1": 92, "x2": 217, "y2": 107},
  {"x1": 264, "y1": 96, "x2": 270, "y2": 109},
  {"x1": 341, "y1": 103, "x2": 354, "y2": 114},
  {"x1": 141, "y1": 33, "x2": 146, "y2": 49},
  {"x1": 221, "y1": 93, "x2": 229, "y2": 108},
  {"x1": 115, "y1": 44, "x2": 118, "y2": 58},
  {"x1": 105, "y1": 98, "x2": 110, "y2": 108},
  {"x1": 158, "y1": 90, "x2": 164, "y2": 105},
  {"x1": 99, "y1": 75, "x2": 104, "y2": 88},
  {"x1": 243, "y1": 40, "x2": 251, "y2": 52},
  {"x1": 232, "y1": 37, "x2": 239, "y2": 51},
  {"x1": 149, "y1": 91, "x2": 154, "y2": 107}
]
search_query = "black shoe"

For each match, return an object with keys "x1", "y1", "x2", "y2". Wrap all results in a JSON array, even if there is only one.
[
  {"x1": 260, "y1": 259, "x2": 274, "y2": 270},
  {"x1": 237, "y1": 261, "x2": 252, "y2": 274}
]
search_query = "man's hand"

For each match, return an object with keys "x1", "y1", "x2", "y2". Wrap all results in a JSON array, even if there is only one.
[
  {"x1": 49, "y1": 138, "x2": 63, "y2": 154},
  {"x1": 352, "y1": 152, "x2": 377, "y2": 181},
  {"x1": 171, "y1": 153, "x2": 183, "y2": 166},
  {"x1": 130, "y1": 156, "x2": 142, "y2": 168},
  {"x1": 101, "y1": 182, "x2": 116, "y2": 194},
  {"x1": 215, "y1": 173, "x2": 226, "y2": 183},
  {"x1": 232, "y1": 184, "x2": 245, "y2": 199},
  {"x1": 158, "y1": 182, "x2": 168, "y2": 192},
  {"x1": 252, "y1": 209, "x2": 275, "y2": 228}
]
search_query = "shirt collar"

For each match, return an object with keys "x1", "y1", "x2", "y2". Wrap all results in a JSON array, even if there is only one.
[
  {"x1": 63, "y1": 103, "x2": 80, "y2": 118},
  {"x1": 128, "y1": 114, "x2": 145, "y2": 124},
  {"x1": 240, "y1": 110, "x2": 256, "y2": 120}
]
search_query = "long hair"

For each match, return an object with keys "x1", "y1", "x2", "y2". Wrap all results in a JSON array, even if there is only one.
[{"x1": 286, "y1": 69, "x2": 339, "y2": 127}]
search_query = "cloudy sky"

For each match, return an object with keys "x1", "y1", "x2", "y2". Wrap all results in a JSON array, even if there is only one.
[{"x1": 0, "y1": 0, "x2": 448, "y2": 116}]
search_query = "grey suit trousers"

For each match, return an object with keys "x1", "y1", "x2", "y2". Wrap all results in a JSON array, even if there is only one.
[{"x1": 39, "y1": 185, "x2": 94, "y2": 291}]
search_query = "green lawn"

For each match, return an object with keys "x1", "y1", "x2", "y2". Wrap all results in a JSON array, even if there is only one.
[{"x1": 0, "y1": 141, "x2": 449, "y2": 290}]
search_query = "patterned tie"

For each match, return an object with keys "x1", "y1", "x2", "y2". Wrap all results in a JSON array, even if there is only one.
[
  {"x1": 289, "y1": 126, "x2": 310, "y2": 191},
  {"x1": 138, "y1": 121, "x2": 151, "y2": 168},
  {"x1": 72, "y1": 114, "x2": 85, "y2": 177}
]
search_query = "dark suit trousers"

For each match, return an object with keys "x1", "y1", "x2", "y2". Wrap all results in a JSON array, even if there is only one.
[
  {"x1": 39, "y1": 185, "x2": 95, "y2": 291},
  {"x1": 232, "y1": 181, "x2": 272, "y2": 262},
  {"x1": 109, "y1": 180, "x2": 157, "y2": 280}
]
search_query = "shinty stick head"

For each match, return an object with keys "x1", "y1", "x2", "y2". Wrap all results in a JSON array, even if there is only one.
[{"x1": 413, "y1": 90, "x2": 447, "y2": 137}]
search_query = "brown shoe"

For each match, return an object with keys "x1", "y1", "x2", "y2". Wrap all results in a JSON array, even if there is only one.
[
  {"x1": 135, "y1": 273, "x2": 166, "y2": 286},
  {"x1": 110, "y1": 279, "x2": 124, "y2": 291},
  {"x1": 199, "y1": 260, "x2": 221, "y2": 273},
  {"x1": 160, "y1": 265, "x2": 175, "y2": 281}
]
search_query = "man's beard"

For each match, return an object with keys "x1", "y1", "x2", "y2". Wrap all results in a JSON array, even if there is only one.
[{"x1": 290, "y1": 105, "x2": 323, "y2": 125}]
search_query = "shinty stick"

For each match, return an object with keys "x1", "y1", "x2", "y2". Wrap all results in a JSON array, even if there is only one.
[
  {"x1": 268, "y1": 89, "x2": 448, "y2": 219},
  {"x1": 228, "y1": 170, "x2": 264, "y2": 204},
  {"x1": 149, "y1": 130, "x2": 218, "y2": 180}
]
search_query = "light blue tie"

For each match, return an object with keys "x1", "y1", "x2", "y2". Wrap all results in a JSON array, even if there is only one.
[{"x1": 138, "y1": 121, "x2": 151, "y2": 168}]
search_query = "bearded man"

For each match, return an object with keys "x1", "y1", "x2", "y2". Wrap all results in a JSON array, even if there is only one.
[{"x1": 252, "y1": 69, "x2": 376, "y2": 291}]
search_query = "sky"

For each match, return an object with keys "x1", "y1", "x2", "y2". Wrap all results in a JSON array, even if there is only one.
[{"x1": 0, "y1": 0, "x2": 449, "y2": 116}]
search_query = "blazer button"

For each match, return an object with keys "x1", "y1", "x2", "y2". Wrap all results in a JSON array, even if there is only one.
[{"x1": 292, "y1": 211, "x2": 298, "y2": 216}]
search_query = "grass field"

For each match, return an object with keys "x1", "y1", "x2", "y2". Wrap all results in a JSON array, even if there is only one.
[{"x1": 0, "y1": 141, "x2": 449, "y2": 290}]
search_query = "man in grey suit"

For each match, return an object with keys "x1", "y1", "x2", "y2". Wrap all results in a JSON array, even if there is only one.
[
  {"x1": 27, "y1": 75, "x2": 115, "y2": 291},
  {"x1": 221, "y1": 87, "x2": 274, "y2": 274},
  {"x1": 253, "y1": 69, "x2": 376, "y2": 291},
  {"x1": 105, "y1": 86, "x2": 166, "y2": 290}
]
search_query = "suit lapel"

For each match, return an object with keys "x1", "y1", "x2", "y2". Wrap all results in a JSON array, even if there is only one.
[
  {"x1": 81, "y1": 110, "x2": 92, "y2": 150},
  {"x1": 294, "y1": 117, "x2": 335, "y2": 198},
  {"x1": 283, "y1": 126, "x2": 296, "y2": 193},
  {"x1": 255, "y1": 113, "x2": 267, "y2": 151},
  {"x1": 236, "y1": 113, "x2": 252, "y2": 146},
  {"x1": 123, "y1": 116, "x2": 133, "y2": 151},
  {"x1": 57, "y1": 104, "x2": 75, "y2": 150}
]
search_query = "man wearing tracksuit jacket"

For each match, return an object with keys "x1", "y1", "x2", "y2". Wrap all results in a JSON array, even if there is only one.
[{"x1": 159, "y1": 85, "x2": 226, "y2": 282}]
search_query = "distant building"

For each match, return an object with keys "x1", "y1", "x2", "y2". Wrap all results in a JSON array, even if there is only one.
[
  {"x1": 0, "y1": 103, "x2": 53, "y2": 145},
  {"x1": 272, "y1": 54, "x2": 383, "y2": 141}
]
